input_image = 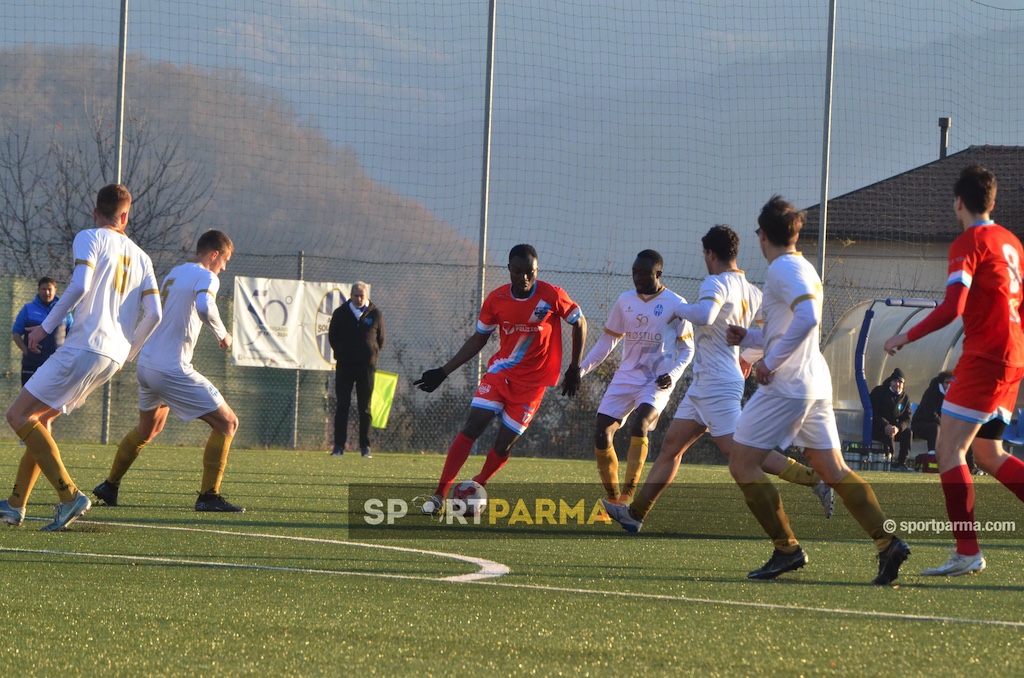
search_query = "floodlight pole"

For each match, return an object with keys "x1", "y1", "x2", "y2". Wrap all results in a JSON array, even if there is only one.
[
  {"x1": 475, "y1": 0, "x2": 497, "y2": 384},
  {"x1": 816, "y1": 0, "x2": 837, "y2": 281},
  {"x1": 101, "y1": 0, "x2": 131, "y2": 445}
]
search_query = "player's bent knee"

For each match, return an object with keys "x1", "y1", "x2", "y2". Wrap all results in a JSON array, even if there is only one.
[
  {"x1": 6, "y1": 401, "x2": 34, "y2": 431},
  {"x1": 220, "y1": 411, "x2": 240, "y2": 437}
]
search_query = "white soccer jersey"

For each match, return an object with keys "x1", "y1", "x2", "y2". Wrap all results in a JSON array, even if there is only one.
[
  {"x1": 747, "y1": 252, "x2": 832, "y2": 399},
  {"x1": 676, "y1": 270, "x2": 763, "y2": 395},
  {"x1": 139, "y1": 262, "x2": 224, "y2": 373},
  {"x1": 60, "y1": 228, "x2": 159, "y2": 364},
  {"x1": 602, "y1": 288, "x2": 692, "y2": 387}
]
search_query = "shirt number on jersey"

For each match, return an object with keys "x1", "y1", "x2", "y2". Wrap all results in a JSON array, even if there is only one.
[
  {"x1": 1003, "y1": 244, "x2": 1022, "y2": 323},
  {"x1": 113, "y1": 255, "x2": 132, "y2": 295},
  {"x1": 160, "y1": 277, "x2": 177, "y2": 307}
]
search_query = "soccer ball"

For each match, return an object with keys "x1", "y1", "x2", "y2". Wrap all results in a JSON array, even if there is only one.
[{"x1": 448, "y1": 480, "x2": 488, "y2": 518}]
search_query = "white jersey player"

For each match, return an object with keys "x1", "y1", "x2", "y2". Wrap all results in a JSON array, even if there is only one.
[
  {"x1": 603, "y1": 226, "x2": 833, "y2": 535},
  {"x1": 1, "y1": 184, "x2": 162, "y2": 532},
  {"x1": 580, "y1": 250, "x2": 694, "y2": 503},
  {"x1": 139, "y1": 261, "x2": 228, "y2": 374},
  {"x1": 726, "y1": 197, "x2": 909, "y2": 585},
  {"x1": 93, "y1": 230, "x2": 245, "y2": 514}
]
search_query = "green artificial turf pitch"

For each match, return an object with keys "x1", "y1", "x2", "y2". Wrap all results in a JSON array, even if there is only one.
[{"x1": 1, "y1": 444, "x2": 1022, "y2": 675}]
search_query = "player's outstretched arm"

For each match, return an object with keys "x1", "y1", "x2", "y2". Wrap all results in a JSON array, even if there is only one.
[
  {"x1": 561, "y1": 314, "x2": 587, "y2": 396},
  {"x1": 672, "y1": 297, "x2": 721, "y2": 327},
  {"x1": 127, "y1": 292, "x2": 163, "y2": 363},
  {"x1": 578, "y1": 331, "x2": 619, "y2": 378},
  {"x1": 883, "y1": 332, "x2": 909, "y2": 356},
  {"x1": 660, "y1": 322, "x2": 695, "y2": 389},
  {"x1": 31, "y1": 263, "x2": 91, "y2": 352},
  {"x1": 759, "y1": 297, "x2": 818, "y2": 376},
  {"x1": 197, "y1": 290, "x2": 229, "y2": 344},
  {"x1": 725, "y1": 324, "x2": 747, "y2": 346},
  {"x1": 414, "y1": 331, "x2": 490, "y2": 393},
  {"x1": 886, "y1": 282, "x2": 968, "y2": 355}
]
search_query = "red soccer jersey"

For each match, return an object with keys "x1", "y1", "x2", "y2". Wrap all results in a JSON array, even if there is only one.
[
  {"x1": 948, "y1": 222, "x2": 1024, "y2": 366},
  {"x1": 476, "y1": 280, "x2": 583, "y2": 389}
]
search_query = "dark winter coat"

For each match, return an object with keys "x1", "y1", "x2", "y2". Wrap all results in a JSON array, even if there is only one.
[
  {"x1": 870, "y1": 381, "x2": 912, "y2": 438},
  {"x1": 912, "y1": 374, "x2": 947, "y2": 430},
  {"x1": 328, "y1": 302, "x2": 386, "y2": 367}
]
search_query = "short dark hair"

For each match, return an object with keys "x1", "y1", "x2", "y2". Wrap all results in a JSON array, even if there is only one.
[
  {"x1": 95, "y1": 184, "x2": 132, "y2": 220},
  {"x1": 758, "y1": 195, "x2": 804, "y2": 247},
  {"x1": 635, "y1": 249, "x2": 663, "y2": 268},
  {"x1": 197, "y1": 229, "x2": 234, "y2": 255},
  {"x1": 509, "y1": 243, "x2": 538, "y2": 262},
  {"x1": 954, "y1": 164, "x2": 997, "y2": 215},
  {"x1": 37, "y1": 277, "x2": 56, "y2": 288},
  {"x1": 701, "y1": 225, "x2": 739, "y2": 262}
]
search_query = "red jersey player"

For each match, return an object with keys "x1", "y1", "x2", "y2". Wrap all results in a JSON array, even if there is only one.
[
  {"x1": 415, "y1": 244, "x2": 586, "y2": 515},
  {"x1": 885, "y1": 164, "x2": 1024, "y2": 576}
]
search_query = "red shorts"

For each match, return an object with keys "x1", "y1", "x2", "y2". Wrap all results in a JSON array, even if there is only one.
[
  {"x1": 470, "y1": 371, "x2": 547, "y2": 435},
  {"x1": 943, "y1": 354, "x2": 1024, "y2": 424}
]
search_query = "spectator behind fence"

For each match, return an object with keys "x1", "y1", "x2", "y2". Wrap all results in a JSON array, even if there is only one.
[
  {"x1": 911, "y1": 371, "x2": 952, "y2": 452},
  {"x1": 912, "y1": 370, "x2": 977, "y2": 473},
  {"x1": 11, "y1": 278, "x2": 74, "y2": 402},
  {"x1": 870, "y1": 368, "x2": 913, "y2": 470},
  {"x1": 328, "y1": 281, "x2": 385, "y2": 458}
]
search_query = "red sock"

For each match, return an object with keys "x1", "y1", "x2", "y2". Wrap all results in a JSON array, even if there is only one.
[
  {"x1": 473, "y1": 449, "x2": 508, "y2": 486},
  {"x1": 940, "y1": 465, "x2": 979, "y2": 556},
  {"x1": 435, "y1": 433, "x2": 475, "y2": 499},
  {"x1": 995, "y1": 454, "x2": 1024, "y2": 503}
]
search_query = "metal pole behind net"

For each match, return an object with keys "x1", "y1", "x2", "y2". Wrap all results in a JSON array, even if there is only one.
[
  {"x1": 293, "y1": 251, "x2": 304, "y2": 450},
  {"x1": 101, "y1": 0, "x2": 131, "y2": 445},
  {"x1": 475, "y1": 0, "x2": 497, "y2": 384},
  {"x1": 816, "y1": 0, "x2": 837, "y2": 282}
]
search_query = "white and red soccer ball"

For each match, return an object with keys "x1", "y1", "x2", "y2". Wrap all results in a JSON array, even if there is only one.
[{"x1": 448, "y1": 480, "x2": 488, "y2": 518}]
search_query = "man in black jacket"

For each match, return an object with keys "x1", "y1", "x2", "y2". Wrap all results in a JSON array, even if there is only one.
[
  {"x1": 870, "y1": 368, "x2": 912, "y2": 470},
  {"x1": 911, "y1": 371, "x2": 952, "y2": 452},
  {"x1": 912, "y1": 371, "x2": 977, "y2": 472},
  {"x1": 328, "y1": 282, "x2": 385, "y2": 457}
]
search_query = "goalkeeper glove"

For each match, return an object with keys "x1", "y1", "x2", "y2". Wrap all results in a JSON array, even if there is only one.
[
  {"x1": 415, "y1": 367, "x2": 448, "y2": 393},
  {"x1": 561, "y1": 365, "x2": 582, "y2": 397}
]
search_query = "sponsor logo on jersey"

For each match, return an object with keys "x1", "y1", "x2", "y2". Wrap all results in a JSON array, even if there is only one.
[
  {"x1": 623, "y1": 331, "x2": 662, "y2": 342},
  {"x1": 478, "y1": 384, "x2": 492, "y2": 395},
  {"x1": 502, "y1": 322, "x2": 544, "y2": 335},
  {"x1": 635, "y1": 314, "x2": 649, "y2": 327}
]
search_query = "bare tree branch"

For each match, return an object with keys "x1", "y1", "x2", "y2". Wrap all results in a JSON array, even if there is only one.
[{"x1": 0, "y1": 113, "x2": 214, "y2": 279}]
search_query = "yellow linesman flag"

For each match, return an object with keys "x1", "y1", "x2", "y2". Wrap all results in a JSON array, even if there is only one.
[{"x1": 371, "y1": 370, "x2": 399, "y2": 429}]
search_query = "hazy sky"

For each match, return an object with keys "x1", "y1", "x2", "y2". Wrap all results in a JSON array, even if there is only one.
[{"x1": 4, "y1": 0, "x2": 1024, "y2": 277}]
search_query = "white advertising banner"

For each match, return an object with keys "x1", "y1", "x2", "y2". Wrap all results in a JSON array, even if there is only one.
[{"x1": 233, "y1": 277, "x2": 357, "y2": 370}]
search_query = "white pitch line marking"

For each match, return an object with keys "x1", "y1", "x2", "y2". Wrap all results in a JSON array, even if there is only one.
[
  {"x1": 2, "y1": 517, "x2": 510, "y2": 582},
  {"x1": 3, "y1": 520, "x2": 1021, "y2": 627},
  {"x1": 469, "y1": 580, "x2": 1024, "y2": 628}
]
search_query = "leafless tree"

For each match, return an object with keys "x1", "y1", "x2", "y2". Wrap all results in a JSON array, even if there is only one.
[
  {"x1": 0, "y1": 126, "x2": 58, "y2": 277},
  {"x1": 0, "y1": 115, "x2": 213, "y2": 279}
]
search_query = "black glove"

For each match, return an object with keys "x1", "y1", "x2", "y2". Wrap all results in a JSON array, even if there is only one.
[
  {"x1": 415, "y1": 367, "x2": 448, "y2": 393},
  {"x1": 561, "y1": 365, "x2": 582, "y2": 397}
]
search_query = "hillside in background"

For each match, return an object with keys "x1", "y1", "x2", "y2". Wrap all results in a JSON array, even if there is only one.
[{"x1": 0, "y1": 46, "x2": 477, "y2": 267}]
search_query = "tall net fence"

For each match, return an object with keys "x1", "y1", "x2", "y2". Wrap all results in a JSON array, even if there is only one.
[
  {"x1": 2, "y1": 1, "x2": 1024, "y2": 457},
  {"x1": 0, "y1": 261, "x2": 710, "y2": 460}
]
